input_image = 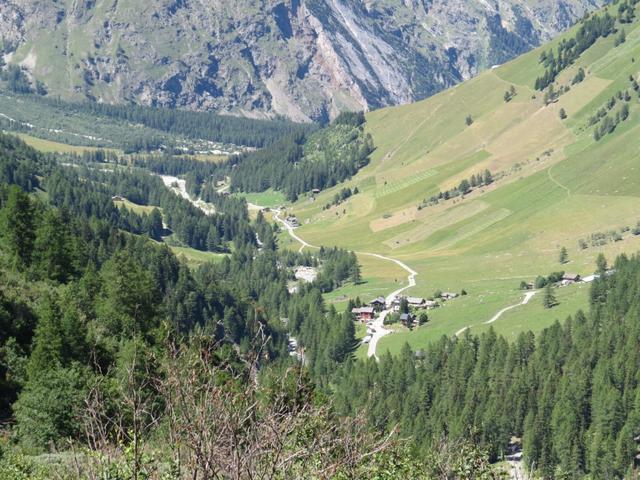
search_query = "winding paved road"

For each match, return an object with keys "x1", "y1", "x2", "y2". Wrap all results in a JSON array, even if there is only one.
[{"x1": 271, "y1": 209, "x2": 417, "y2": 359}]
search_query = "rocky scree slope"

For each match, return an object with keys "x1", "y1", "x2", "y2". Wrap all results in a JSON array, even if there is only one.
[{"x1": 0, "y1": 0, "x2": 607, "y2": 122}]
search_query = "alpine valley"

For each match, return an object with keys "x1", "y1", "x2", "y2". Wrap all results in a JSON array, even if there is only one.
[{"x1": 1, "y1": 1, "x2": 640, "y2": 479}]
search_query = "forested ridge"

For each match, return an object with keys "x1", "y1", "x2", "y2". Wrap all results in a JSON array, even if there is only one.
[
  {"x1": 535, "y1": 2, "x2": 637, "y2": 91},
  {"x1": 44, "y1": 98, "x2": 312, "y2": 149},
  {"x1": 333, "y1": 254, "x2": 640, "y2": 478},
  {"x1": 230, "y1": 112, "x2": 374, "y2": 201}
]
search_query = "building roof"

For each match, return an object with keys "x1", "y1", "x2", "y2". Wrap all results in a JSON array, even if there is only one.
[
  {"x1": 400, "y1": 313, "x2": 414, "y2": 321},
  {"x1": 370, "y1": 296, "x2": 386, "y2": 305},
  {"x1": 407, "y1": 297, "x2": 425, "y2": 304},
  {"x1": 352, "y1": 307, "x2": 375, "y2": 315},
  {"x1": 563, "y1": 273, "x2": 581, "y2": 281}
]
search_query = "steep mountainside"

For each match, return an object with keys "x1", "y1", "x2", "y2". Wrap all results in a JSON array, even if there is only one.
[
  {"x1": 0, "y1": 0, "x2": 607, "y2": 122},
  {"x1": 285, "y1": 1, "x2": 640, "y2": 349}
]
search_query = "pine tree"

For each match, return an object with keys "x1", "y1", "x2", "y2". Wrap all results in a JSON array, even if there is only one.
[
  {"x1": 27, "y1": 295, "x2": 64, "y2": 380},
  {"x1": 543, "y1": 284, "x2": 558, "y2": 309},
  {"x1": 33, "y1": 209, "x2": 75, "y2": 283},
  {"x1": 350, "y1": 261, "x2": 362, "y2": 285},
  {"x1": 148, "y1": 208, "x2": 164, "y2": 241},
  {"x1": 0, "y1": 186, "x2": 36, "y2": 269},
  {"x1": 483, "y1": 169, "x2": 493, "y2": 185},
  {"x1": 559, "y1": 247, "x2": 569, "y2": 264}
]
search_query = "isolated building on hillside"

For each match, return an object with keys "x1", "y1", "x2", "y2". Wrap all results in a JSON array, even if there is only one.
[
  {"x1": 561, "y1": 273, "x2": 581, "y2": 285},
  {"x1": 285, "y1": 216, "x2": 300, "y2": 228},
  {"x1": 441, "y1": 292, "x2": 459, "y2": 300}
]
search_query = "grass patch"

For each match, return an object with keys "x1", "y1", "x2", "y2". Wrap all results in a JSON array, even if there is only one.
[
  {"x1": 13, "y1": 133, "x2": 118, "y2": 154},
  {"x1": 236, "y1": 190, "x2": 287, "y2": 208},
  {"x1": 169, "y1": 246, "x2": 227, "y2": 268},
  {"x1": 114, "y1": 199, "x2": 159, "y2": 215}
]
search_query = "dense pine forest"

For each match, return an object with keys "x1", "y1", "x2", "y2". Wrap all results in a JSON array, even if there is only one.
[
  {"x1": 230, "y1": 112, "x2": 374, "y2": 201},
  {"x1": 333, "y1": 254, "x2": 640, "y2": 478},
  {"x1": 0, "y1": 131, "x2": 507, "y2": 477},
  {"x1": 0, "y1": 88, "x2": 313, "y2": 154},
  {"x1": 43, "y1": 99, "x2": 312, "y2": 149}
]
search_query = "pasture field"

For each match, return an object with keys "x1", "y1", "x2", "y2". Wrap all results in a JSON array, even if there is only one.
[
  {"x1": 168, "y1": 246, "x2": 228, "y2": 268},
  {"x1": 236, "y1": 190, "x2": 287, "y2": 209},
  {"x1": 282, "y1": 2, "x2": 640, "y2": 352},
  {"x1": 113, "y1": 198, "x2": 160, "y2": 215},
  {"x1": 13, "y1": 133, "x2": 118, "y2": 154}
]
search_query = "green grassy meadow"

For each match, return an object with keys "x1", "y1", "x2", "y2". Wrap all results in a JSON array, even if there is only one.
[
  {"x1": 168, "y1": 246, "x2": 227, "y2": 269},
  {"x1": 283, "y1": 2, "x2": 640, "y2": 353},
  {"x1": 14, "y1": 133, "x2": 119, "y2": 154},
  {"x1": 114, "y1": 198, "x2": 159, "y2": 215},
  {"x1": 236, "y1": 190, "x2": 287, "y2": 208}
]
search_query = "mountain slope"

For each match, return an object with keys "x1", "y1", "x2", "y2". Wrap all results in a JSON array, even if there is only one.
[
  {"x1": 286, "y1": 1, "x2": 640, "y2": 348},
  {"x1": 0, "y1": 0, "x2": 607, "y2": 122}
]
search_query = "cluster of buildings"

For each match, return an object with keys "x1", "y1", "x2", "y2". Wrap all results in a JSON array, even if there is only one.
[
  {"x1": 522, "y1": 273, "x2": 583, "y2": 290},
  {"x1": 351, "y1": 292, "x2": 461, "y2": 323}
]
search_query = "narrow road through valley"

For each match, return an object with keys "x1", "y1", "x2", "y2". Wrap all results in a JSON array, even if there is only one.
[
  {"x1": 455, "y1": 291, "x2": 538, "y2": 337},
  {"x1": 270, "y1": 209, "x2": 417, "y2": 359}
]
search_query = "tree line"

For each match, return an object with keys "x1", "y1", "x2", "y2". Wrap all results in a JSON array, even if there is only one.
[
  {"x1": 229, "y1": 112, "x2": 374, "y2": 201},
  {"x1": 38, "y1": 96, "x2": 312, "y2": 148},
  {"x1": 332, "y1": 253, "x2": 640, "y2": 478},
  {"x1": 535, "y1": 11, "x2": 617, "y2": 91}
]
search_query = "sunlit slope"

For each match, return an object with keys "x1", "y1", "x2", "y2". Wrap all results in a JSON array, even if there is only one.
[{"x1": 291, "y1": 2, "x2": 640, "y2": 308}]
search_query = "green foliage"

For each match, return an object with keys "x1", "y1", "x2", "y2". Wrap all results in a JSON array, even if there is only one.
[
  {"x1": 458, "y1": 179, "x2": 471, "y2": 194},
  {"x1": 0, "y1": 452, "x2": 51, "y2": 480},
  {"x1": 559, "y1": 246, "x2": 568, "y2": 264},
  {"x1": 13, "y1": 365, "x2": 89, "y2": 450},
  {"x1": 96, "y1": 252, "x2": 160, "y2": 338},
  {"x1": 0, "y1": 186, "x2": 35, "y2": 270},
  {"x1": 36, "y1": 96, "x2": 311, "y2": 149},
  {"x1": 0, "y1": 66, "x2": 32, "y2": 94},
  {"x1": 542, "y1": 284, "x2": 558, "y2": 308},
  {"x1": 535, "y1": 12, "x2": 616, "y2": 91},
  {"x1": 230, "y1": 118, "x2": 373, "y2": 200},
  {"x1": 334, "y1": 255, "x2": 640, "y2": 477},
  {"x1": 614, "y1": 28, "x2": 627, "y2": 47},
  {"x1": 324, "y1": 187, "x2": 357, "y2": 210},
  {"x1": 421, "y1": 169, "x2": 494, "y2": 208},
  {"x1": 572, "y1": 67, "x2": 586, "y2": 85}
]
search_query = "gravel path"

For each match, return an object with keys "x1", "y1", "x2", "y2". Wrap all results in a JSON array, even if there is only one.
[{"x1": 455, "y1": 291, "x2": 538, "y2": 337}]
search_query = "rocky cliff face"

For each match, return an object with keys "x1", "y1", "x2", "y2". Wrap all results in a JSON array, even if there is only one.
[{"x1": 0, "y1": 0, "x2": 607, "y2": 122}]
